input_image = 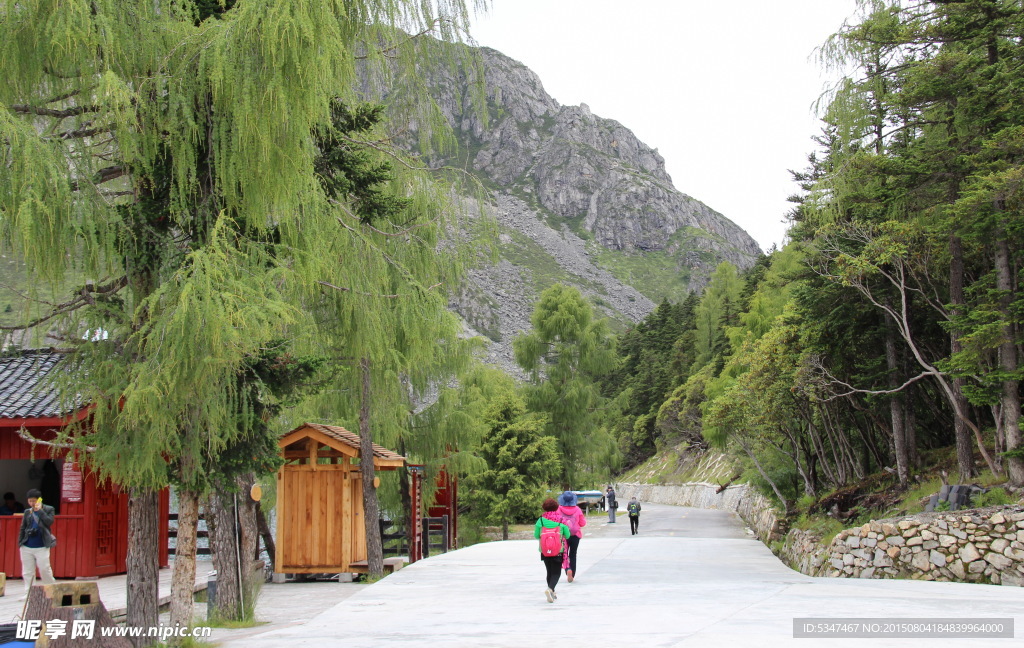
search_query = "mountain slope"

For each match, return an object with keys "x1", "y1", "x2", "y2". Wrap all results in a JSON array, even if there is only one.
[{"x1": 398, "y1": 44, "x2": 764, "y2": 369}]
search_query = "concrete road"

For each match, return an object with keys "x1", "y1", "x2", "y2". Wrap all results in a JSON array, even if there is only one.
[{"x1": 222, "y1": 503, "x2": 1024, "y2": 647}]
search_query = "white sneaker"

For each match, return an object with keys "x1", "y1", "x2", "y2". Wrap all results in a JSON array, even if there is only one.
[{"x1": 544, "y1": 588, "x2": 554, "y2": 603}]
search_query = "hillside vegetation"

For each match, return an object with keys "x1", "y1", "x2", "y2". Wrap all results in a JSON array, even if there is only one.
[{"x1": 601, "y1": 2, "x2": 1024, "y2": 520}]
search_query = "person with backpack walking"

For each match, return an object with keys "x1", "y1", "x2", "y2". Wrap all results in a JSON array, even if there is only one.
[
  {"x1": 557, "y1": 491, "x2": 587, "y2": 582},
  {"x1": 627, "y1": 496, "x2": 642, "y2": 535},
  {"x1": 535, "y1": 497, "x2": 570, "y2": 603}
]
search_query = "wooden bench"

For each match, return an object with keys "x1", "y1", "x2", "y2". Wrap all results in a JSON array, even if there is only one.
[{"x1": 348, "y1": 557, "x2": 404, "y2": 574}]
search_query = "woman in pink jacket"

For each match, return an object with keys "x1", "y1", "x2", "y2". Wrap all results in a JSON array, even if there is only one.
[{"x1": 557, "y1": 490, "x2": 587, "y2": 582}]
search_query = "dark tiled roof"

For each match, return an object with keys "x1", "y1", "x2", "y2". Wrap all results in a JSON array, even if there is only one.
[
  {"x1": 0, "y1": 350, "x2": 81, "y2": 420},
  {"x1": 300, "y1": 423, "x2": 405, "y2": 462}
]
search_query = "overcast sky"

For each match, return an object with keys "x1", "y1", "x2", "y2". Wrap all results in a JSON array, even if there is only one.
[{"x1": 469, "y1": 0, "x2": 859, "y2": 252}]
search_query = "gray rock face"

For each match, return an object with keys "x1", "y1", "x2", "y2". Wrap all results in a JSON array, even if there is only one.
[
  {"x1": 433, "y1": 47, "x2": 762, "y2": 265},
  {"x1": 370, "y1": 41, "x2": 763, "y2": 371}
]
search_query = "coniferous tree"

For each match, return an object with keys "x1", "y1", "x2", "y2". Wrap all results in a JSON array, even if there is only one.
[
  {"x1": 514, "y1": 284, "x2": 615, "y2": 486},
  {"x1": 0, "y1": 0, "x2": 485, "y2": 637},
  {"x1": 463, "y1": 391, "x2": 559, "y2": 540}
]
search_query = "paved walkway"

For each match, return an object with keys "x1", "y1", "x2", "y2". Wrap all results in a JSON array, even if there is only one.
[
  {"x1": 0, "y1": 559, "x2": 213, "y2": 625},
  {"x1": 217, "y1": 504, "x2": 1024, "y2": 647}
]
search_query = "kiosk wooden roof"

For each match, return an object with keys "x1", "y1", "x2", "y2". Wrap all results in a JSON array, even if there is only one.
[
  {"x1": 279, "y1": 423, "x2": 405, "y2": 468},
  {"x1": 275, "y1": 423, "x2": 405, "y2": 574}
]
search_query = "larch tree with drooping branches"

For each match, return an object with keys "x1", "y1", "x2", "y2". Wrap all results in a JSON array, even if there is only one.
[{"x1": 0, "y1": 0, "x2": 488, "y2": 641}]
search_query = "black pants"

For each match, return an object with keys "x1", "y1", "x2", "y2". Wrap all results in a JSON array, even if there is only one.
[
  {"x1": 542, "y1": 555, "x2": 562, "y2": 590},
  {"x1": 565, "y1": 535, "x2": 580, "y2": 574},
  {"x1": 629, "y1": 514, "x2": 639, "y2": 534}
]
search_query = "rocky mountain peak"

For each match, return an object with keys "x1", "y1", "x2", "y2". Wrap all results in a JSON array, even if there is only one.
[{"x1": 375, "y1": 40, "x2": 764, "y2": 372}]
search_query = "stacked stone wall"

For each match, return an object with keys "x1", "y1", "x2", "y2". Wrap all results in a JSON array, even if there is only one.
[{"x1": 814, "y1": 508, "x2": 1024, "y2": 586}]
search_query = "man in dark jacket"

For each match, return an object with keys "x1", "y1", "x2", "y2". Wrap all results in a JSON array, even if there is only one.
[
  {"x1": 19, "y1": 488, "x2": 56, "y2": 596},
  {"x1": 627, "y1": 496, "x2": 642, "y2": 535}
]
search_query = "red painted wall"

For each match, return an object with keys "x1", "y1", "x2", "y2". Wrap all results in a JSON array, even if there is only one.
[{"x1": 0, "y1": 423, "x2": 169, "y2": 580}]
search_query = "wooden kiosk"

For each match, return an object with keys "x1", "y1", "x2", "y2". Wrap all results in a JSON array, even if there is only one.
[{"x1": 275, "y1": 423, "x2": 405, "y2": 575}]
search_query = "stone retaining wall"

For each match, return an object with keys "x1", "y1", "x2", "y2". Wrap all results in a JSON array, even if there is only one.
[
  {"x1": 780, "y1": 528, "x2": 832, "y2": 576},
  {"x1": 815, "y1": 507, "x2": 1024, "y2": 585},
  {"x1": 616, "y1": 482, "x2": 786, "y2": 544}
]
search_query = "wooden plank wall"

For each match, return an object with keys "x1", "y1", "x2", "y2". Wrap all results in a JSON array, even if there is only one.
[{"x1": 277, "y1": 461, "x2": 369, "y2": 573}]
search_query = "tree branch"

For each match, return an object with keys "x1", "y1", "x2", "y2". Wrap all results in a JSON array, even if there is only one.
[
  {"x1": 18, "y1": 427, "x2": 96, "y2": 453},
  {"x1": 12, "y1": 104, "x2": 100, "y2": 118},
  {"x1": 0, "y1": 276, "x2": 128, "y2": 331}
]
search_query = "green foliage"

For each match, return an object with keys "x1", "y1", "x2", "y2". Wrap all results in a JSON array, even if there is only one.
[
  {"x1": 462, "y1": 390, "x2": 560, "y2": 527},
  {"x1": 514, "y1": 284, "x2": 616, "y2": 485},
  {"x1": 0, "y1": 0, "x2": 487, "y2": 496},
  {"x1": 603, "y1": 297, "x2": 697, "y2": 463},
  {"x1": 971, "y1": 488, "x2": 1016, "y2": 508},
  {"x1": 690, "y1": 262, "x2": 742, "y2": 374}
]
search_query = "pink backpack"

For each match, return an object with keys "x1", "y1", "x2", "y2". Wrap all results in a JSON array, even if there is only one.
[
  {"x1": 561, "y1": 510, "x2": 581, "y2": 536},
  {"x1": 539, "y1": 523, "x2": 563, "y2": 556}
]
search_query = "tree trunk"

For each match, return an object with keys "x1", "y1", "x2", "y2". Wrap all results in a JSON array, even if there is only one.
[
  {"x1": 235, "y1": 473, "x2": 260, "y2": 617},
  {"x1": 170, "y1": 489, "x2": 199, "y2": 635},
  {"x1": 995, "y1": 234, "x2": 1024, "y2": 486},
  {"x1": 738, "y1": 438, "x2": 790, "y2": 515},
  {"x1": 779, "y1": 427, "x2": 815, "y2": 498},
  {"x1": 885, "y1": 314, "x2": 910, "y2": 487},
  {"x1": 236, "y1": 474, "x2": 259, "y2": 564},
  {"x1": 209, "y1": 490, "x2": 241, "y2": 621},
  {"x1": 126, "y1": 488, "x2": 159, "y2": 648},
  {"x1": 949, "y1": 234, "x2": 977, "y2": 481},
  {"x1": 904, "y1": 379, "x2": 920, "y2": 469},
  {"x1": 359, "y1": 357, "x2": 384, "y2": 578},
  {"x1": 255, "y1": 501, "x2": 275, "y2": 568}
]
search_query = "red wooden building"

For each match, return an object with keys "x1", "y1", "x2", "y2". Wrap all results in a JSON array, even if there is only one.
[
  {"x1": 0, "y1": 350, "x2": 169, "y2": 580},
  {"x1": 408, "y1": 465, "x2": 458, "y2": 561}
]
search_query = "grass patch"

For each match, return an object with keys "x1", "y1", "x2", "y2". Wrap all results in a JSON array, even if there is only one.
[
  {"x1": 205, "y1": 618, "x2": 269, "y2": 630},
  {"x1": 901, "y1": 476, "x2": 944, "y2": 515},
  {"x1": 589, "y1": 225, "x2": 737, "y2": 303},
  {"x1": 791, "y1": 513, "x2": 846, "y2": 544}
]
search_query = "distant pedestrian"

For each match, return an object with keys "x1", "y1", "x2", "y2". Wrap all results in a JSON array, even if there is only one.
[
  {"x1": 19, "y1": 488, "x2": 56, "y2": 596},
  {"x1": 605, "y1": 486, "x2": 617, "y2": 523},
  {"x1": 535, "y1": 497, "x2": 570, "y2": 603},
  {"x1": 557, "y1": 491, "x2": 587, "y2": 582},
  {"x1": 627, "y1": 496, "x2": 642, "y2": 535}
]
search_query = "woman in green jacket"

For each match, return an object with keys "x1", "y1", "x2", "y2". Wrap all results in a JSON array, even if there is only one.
[{"x1": 534, "y1": 497, "x2": 570, "y2": 603}]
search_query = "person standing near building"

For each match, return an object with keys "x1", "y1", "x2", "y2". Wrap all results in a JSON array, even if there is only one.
[
  {"x1": 605, "y1": 486, "x2": 617, "y2": 523},
  {"x1": 535, "y1": 498, "x2": 570, "y2": 603},
  {"x1": 19, "y1": 488, "x2": 56, "y2": 596},
  {"x1": 557, "y1": 491, "x2": 587, "y2": 582},
  {"x1": 627, "y1": 496, "x2": 642, "y2": 535},
  {"x1": 0, "y1": 491, "x2": 25, "y2": 515}
]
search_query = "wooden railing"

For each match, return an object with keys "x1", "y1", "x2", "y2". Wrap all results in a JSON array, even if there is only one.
[
  {"x1": 421, "y1": 515, "x2": 449, "y2": 558},
  {"x1": 167, "y1": 512, "x2": 211, "y2": 556}
]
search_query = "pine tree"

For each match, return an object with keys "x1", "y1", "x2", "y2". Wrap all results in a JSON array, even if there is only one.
[
  {"x1": 0, "y1": 0, "x2": 485, "y2": 638},
  {"x1": 463, "y1": 390, "x2": 559, "y2": 540},
  {"x1": 514, "y1": 284, "x2": 615, "y2": 486}
]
